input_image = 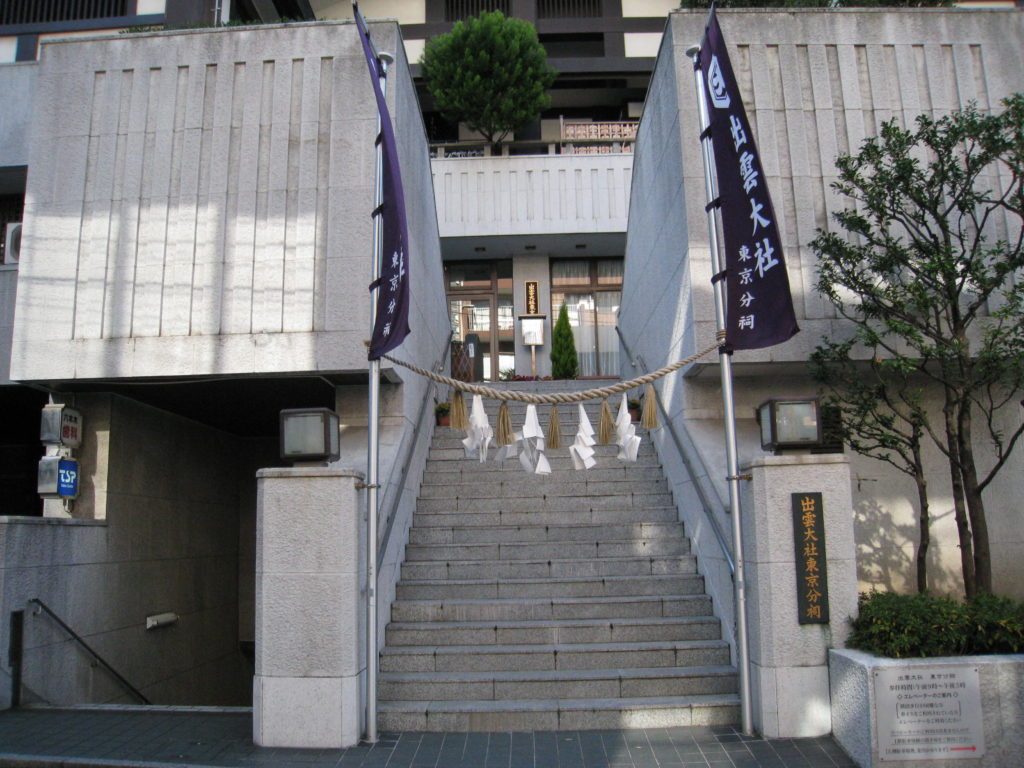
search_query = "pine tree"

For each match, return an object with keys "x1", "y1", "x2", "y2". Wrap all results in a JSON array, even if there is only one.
[
  {"x1": 550, "y1": 303, "x2": 579, "y2": 379},
  {"x1": 420, "y1": 11, "x2": 556, "y2": 146}
]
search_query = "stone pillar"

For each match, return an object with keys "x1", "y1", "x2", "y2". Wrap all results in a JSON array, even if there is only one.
[
  {"x1": 740, "y1": 454, "x2": 859, "y2": 738},
  {"x1": 253, "y1": 467, "x2": 366, "y2": 748}
]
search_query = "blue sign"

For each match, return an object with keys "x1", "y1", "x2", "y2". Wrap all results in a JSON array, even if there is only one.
[{"x1": 57, "y1": 458, "x2": 79, "y2": 499}]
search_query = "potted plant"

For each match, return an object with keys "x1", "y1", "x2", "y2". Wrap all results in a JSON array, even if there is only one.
[{"x1": 435, "y1": 401, "x2": 451, "y2": 427}]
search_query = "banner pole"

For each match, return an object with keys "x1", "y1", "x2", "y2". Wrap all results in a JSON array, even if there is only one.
[
  {"x1": 687, "y1": 43, "x2": 754, "y2": 737},
  {"x1": 365, "y1": 47, "x2": 393, "y2": 747}
]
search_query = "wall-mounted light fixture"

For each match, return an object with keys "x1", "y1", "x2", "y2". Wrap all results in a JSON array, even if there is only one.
[
  {"x1": 146, "y1": 612, "x2": 179, "y2": 630},
  {"x1": 757, "y1": 397, "x2": 822, "y2": 452},
  {"x1": 280, "y1": 408, "x2": 340, "y2": 464}
]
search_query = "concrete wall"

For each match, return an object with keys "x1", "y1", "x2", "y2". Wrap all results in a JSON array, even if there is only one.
[
  {"x1": 619, "y1": 6, "x2": 1024, "y2": 609},
  {"x1": 0, "y1": 62, "x2": 36, "y2": 168},
  {"x1": 0, "y1": 393, "x2": 268, "y2": 708},
  {"x1": 10, "y1": 19, "x2": 445, "y2": 382}
]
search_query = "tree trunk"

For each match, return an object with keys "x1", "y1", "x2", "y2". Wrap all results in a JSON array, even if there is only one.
[
  {"x1": 912, "y1": 438, "x2": 930, "y2": 594},
  {"x1": 957, "y1": 401, "x2": 993, "y2": 594},
  {"x1": 942, "y1": 388, "x2": 976, "y2": 597}
]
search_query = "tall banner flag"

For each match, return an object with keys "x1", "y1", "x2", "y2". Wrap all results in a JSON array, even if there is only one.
[
  {"x1": 698, "y1": 10, "x2": 798, "y2": 350},
  {"x1": 356, "y1": 5, "x2": 411, "y2": 360}
]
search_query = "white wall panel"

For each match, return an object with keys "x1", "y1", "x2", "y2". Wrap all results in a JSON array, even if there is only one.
[
  {"x1": 431, "y1": 153, "x2": 633, "y2": 238},
  {"x1": 13, "y1": 21, "x2": 444, "y2": 381}
]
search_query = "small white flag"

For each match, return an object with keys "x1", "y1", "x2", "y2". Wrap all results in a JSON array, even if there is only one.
[
  {"x1": 615, "y1": 394, "x2": 641, "y2": 462},
  {"x1": 461, "y1": 394, "x2": 492, "y2": 462},
  {"x1": 569, "y1": 403, "x2": 597, "y2": 470}
]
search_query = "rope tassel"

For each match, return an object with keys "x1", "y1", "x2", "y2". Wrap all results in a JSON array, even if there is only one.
[
  {"x1": 496, "y1": 401, "x2": 514, "y2": 446},
  {"x1": 641, "y1": 384, "x2": 659, "y2": 429},
  {"x1": 450, "y1": 390, "x2": 469, "y2": 431},
  {"x1": 547, "y1": 404, "x2": 562, "y2": 450},
  {"x1": 598, "y1": 399, "x2": 614, "y2": 446}
]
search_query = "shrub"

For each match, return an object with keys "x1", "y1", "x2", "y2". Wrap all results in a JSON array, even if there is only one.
[
  {"x1": 549, "y1": 304, "x2": 579, "y2": 379},
  {"x1": 848, "y1": 591, "x2": 1024, "y2": 658}
]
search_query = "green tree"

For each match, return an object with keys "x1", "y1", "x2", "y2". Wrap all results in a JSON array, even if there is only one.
[
  {"x1": 550, "y1": 303, "x2": 579, "y2": 380},
  {"x1": 812, "y1": 96, "x2": 1024, "y2": 597},
  {"x1": 811, "y1": 346, "x2": 933, "y2": 592},
  {"x1": 420, "y1": 11, "x2": 556, "y2": 146}
]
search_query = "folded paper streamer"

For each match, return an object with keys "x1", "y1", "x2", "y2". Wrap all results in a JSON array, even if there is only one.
[
  {"x1": 493, "y1": 403, "x2": 550, "y2": 474},
  {"x1": 569, "y1": 403, "x2": 597, "y2": 470},
  {"x1": 461, "y1": 394, "x2": 492, "y2": 462},
  {"x1": 615, "y1": 394, "x2": 642, "y2": 462}
]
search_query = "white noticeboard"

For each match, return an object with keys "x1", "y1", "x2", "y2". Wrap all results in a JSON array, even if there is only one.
[{"x1": 874, "y1": 665, "x2": 984, "y2": 762}]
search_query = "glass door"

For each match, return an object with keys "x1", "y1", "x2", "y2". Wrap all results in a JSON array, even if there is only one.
[
  {"x1": 450, "y1": 295, "x2": 495, "y2": 381},
  {"x1": 446, "y1": 261, "x2": 514, "y2": 381}
]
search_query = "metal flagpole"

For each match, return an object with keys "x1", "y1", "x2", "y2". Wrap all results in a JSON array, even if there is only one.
[
  {"x1": 366, "y1": 45, "x2": 394, "y2": 747},
  {"x1": 686, "y1": 43, "x2": 754, "y2": 737}
]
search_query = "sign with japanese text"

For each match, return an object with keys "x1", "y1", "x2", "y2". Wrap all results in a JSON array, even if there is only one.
[
  {"x1": 791, "y1": 492, "x2": 829, "y2": 624},
  {"x1": 525, "y1": 281, "x2": 539, "y2": 315},
  {"x1": 874, "y1": 665, "x2": 985, "y2": 761},
  {"x1": 697, "y1": 11, "x2": 799, "y2": 350},
  {"x1": 356, "y1": 4, "x2": 411, "y2": 360},
  {"x1": 57, "y1": 458, "x2": 79, "y2": 499}
]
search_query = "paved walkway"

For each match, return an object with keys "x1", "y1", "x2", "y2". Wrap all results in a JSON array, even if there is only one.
[{"x1": 0, "y1": 707, "x2": 858, "y2": 768}]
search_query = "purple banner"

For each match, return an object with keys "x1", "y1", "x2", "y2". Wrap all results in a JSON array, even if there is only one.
[
  {"x1": 698, "y1": 11, "x2": 798, "y2": 351},
  {"x1": 356, "y1": 4, "x2": 411, "y2": 360}
]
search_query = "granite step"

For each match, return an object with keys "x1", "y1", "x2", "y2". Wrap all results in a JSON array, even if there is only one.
[
  {"x1": 379, "y1": 638, "x2": 731, "y2": 672},
  {"x1": 384, "y1": 617, "x2": 723, "y2": 649},
  {"x1": 390, "y1": 594, "x2": 714, "y2": 623},
  {"x1": 407, "y1": 521, "x2": 683, "y2": 545},
  {"x1": 400, "y1": 554, "x2": 697, "y2": 580},
  {"x1": 377, "y1": 694, "x2": 741, "y2": 732},
  {"x1": 403, "y1": 538, "x2": 690, "y2": 564},
  {"x1": 395, "y1": 573, "x2": 704, "y2": 601},
  {"x1": 377, "y1": 665, "x2": 738, "y2": 702},
  {"x1": 412, "y1": 507, "x2": 680, "y2": 527}
]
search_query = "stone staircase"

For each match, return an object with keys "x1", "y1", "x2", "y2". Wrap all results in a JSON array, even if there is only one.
[{"x1": 377, "y1": 393, "x2": 739, "y2": 731}]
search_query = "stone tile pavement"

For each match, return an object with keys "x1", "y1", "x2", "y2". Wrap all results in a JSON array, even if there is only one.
[{"x1": 0, "y1": 708, "x2": 858, "y2": 768}]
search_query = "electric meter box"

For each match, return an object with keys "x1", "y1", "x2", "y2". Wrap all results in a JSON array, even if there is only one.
[
  {"x1": 38, "y1": 457, "x2": 80, "y2": 499},
  {"x1": 40, "y1": 404, "x2": 83, "y2": 448}
]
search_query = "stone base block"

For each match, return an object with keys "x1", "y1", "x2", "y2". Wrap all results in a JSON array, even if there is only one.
[
  {"x1": 253, "y1": 674, "x2": 362, "y2": 748},
  {"x1": 751, "y1": 662, "x2": 831, "y2": 738}
]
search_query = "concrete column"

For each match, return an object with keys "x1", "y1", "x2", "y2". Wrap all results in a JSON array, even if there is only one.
[
  {"x1": 740, "y1": 454, "x2": 858, "y2": 738},
  {"x1": 253, "y1": 467, "x2": 367, "y2": 748}
]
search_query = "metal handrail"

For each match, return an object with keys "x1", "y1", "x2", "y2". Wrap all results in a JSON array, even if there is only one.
[
  {"x1": 28, "y1": 598, "x2": 150, "y2": 705},
  {"x1": 377, "y1": 331, "x2": 454, "y2": 570},
  {"x1": 615, "y1": 328, "x2": 735, "y2": 574}
]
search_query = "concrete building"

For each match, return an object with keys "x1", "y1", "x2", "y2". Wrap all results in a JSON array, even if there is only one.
[{"x1": 0, "y1": 0, "x2": 1022, "y2": 751}]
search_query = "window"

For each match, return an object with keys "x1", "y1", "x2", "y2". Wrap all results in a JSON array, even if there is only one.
[{"x1": 550, "y1": 258, "x2": 623, "y2": 377}]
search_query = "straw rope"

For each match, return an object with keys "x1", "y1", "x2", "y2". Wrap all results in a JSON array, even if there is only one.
[{"x1": 377, "y1": 337, "x2": 722, "y2": 405}]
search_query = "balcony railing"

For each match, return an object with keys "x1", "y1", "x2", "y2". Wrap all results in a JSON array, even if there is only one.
[
  {"x1": 561, "y1": 119, "x2": 638, "y2": 142},
  {"x1": 538, "y1": 0, "x2": 601, "y2": 18},
  {"x1": 431, "y1": 151, "x2": 633, "y2": 238},
  {"x1": 0, "y1": 0, "x2": 127, "y2": 25},
  {"x1": 430, "y1": 120, "x2": 639, "y2": 159},
  {"x1": 445, "y1": 0, "x2": 510, "y2": 21}
]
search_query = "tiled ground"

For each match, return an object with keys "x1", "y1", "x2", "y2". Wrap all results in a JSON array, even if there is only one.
[{"x1": 0, "y1": 708, "x2": 858, "y2": 768}]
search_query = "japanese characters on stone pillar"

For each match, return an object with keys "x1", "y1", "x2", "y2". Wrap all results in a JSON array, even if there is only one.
[
  {"x1": 697, "y1": 10, "x2": 798, "y2": 351},
  {"x1": 792, "y1": 492, "x2": 830, "y2": 625}
]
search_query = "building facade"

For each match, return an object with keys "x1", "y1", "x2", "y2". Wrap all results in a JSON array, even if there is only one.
[{"x1": 0, "y1": 0, "x2": 1022, "y2": 726}]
